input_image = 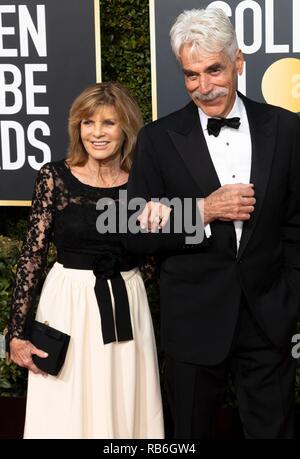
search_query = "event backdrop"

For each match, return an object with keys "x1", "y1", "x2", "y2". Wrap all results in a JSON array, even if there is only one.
[
  {"x1": 150, "y1": 0, "x2": 300, "y2": 119},
  {"x1": 0, "y1": 0, "x2": 101, "y2": 205}
]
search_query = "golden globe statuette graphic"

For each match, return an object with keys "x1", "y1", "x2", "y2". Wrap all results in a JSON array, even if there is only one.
[{"x1": 262, "y1": 58, "x2": 300, "y2": 113}]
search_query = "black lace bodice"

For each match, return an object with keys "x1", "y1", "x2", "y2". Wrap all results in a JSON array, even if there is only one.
[{"x1": 8, "y1": 160, "x2": 136, "y2": 343}]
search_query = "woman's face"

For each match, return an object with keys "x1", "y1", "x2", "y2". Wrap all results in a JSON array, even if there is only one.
[{"x1": 80, "y1": 105, "x2": 125, "y2": 163}]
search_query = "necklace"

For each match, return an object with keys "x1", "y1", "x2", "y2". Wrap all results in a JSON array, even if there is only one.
[
  {"x1": 85, "y1": 161, "x2": 123, "y2": 188},
  {"x1": 98, "y1": 169, "x2": 122, "y2": 188}
]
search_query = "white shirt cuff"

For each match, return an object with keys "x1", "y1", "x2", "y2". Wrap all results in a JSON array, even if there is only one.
[{"x1": 204, "y1": 224, "x2": 212, "y2": 238}]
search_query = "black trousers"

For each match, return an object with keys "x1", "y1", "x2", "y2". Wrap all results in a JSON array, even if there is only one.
[{"x1": 164, "y1": 299, "x2": 297, "y2": 439}]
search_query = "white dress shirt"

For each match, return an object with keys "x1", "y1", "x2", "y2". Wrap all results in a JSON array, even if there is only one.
[{"x1": 198, "y1": 94, "x2": 252, "y2": 250}]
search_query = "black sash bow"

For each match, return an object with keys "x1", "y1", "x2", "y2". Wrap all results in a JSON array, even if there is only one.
[{"x1": 58, "y1": 249, "x2": 135, "y2": 345}]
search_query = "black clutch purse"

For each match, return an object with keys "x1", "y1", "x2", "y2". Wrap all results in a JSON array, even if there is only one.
[{"x1": 30, "y1": 320, "x2": 70, "y2": 376}]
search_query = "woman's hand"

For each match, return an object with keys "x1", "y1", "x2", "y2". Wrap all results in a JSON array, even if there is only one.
[
  {"x1": 138, "y1": 201, "x2": 172, "y2": 233},
  {"x1": 9, "y1": 337, "x2": 48, "y2": 376}
]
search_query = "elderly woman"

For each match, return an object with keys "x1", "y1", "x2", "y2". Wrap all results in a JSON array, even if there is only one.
[{"x1": 7, "y1": 82, "x2": 164, "y2": 439}]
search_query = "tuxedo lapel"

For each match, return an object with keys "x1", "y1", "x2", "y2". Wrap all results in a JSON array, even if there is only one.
[
  {"x1": 165, "y1": 98, "x2": 277, "y2": 258},
  {"x1": 237, "y1": 95, "x2": 278, "y2": 259},
  {"x1": 167, "y1": 102, "x2": 221, "y2": 197}
]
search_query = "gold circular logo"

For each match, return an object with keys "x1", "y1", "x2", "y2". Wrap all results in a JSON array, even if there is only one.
[{"x1": 261, "y1": 58, "x2": 300, "y2": 113}]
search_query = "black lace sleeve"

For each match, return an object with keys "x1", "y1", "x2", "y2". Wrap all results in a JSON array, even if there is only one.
[
  {"x1": 139, "y1": 256, "x2": 159, "y2": 287},
  {"x1": 7, "y1": 163, "x2": 55, "y2": 343}
]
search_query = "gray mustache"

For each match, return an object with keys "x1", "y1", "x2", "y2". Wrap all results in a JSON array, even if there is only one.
[{"x1": 192, "y1": 88, "x2": 229, "y2": 101}]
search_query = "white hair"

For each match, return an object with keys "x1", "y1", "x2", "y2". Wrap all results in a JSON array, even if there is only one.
[{"x1": 170, "y1": 8, "x2": 239, "y2": 61}]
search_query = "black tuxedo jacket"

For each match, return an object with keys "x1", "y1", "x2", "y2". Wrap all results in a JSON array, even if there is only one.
[{"x1": 127, "y1": 94, "x2": 300, "y2": 365}]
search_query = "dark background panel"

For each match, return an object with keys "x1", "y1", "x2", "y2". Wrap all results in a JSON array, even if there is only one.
[{"x1": 0, "y1": 0, "x2": 98, "y2": 201}]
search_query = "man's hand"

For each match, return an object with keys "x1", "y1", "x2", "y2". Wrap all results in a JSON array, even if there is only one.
[
  {"x1": 203, "y1": 183, "x2": 256, "y2": 225},
  {"x1": 10, "y1": 337, "x2": 48, "y2": 375},
  {"x1": 138, "y1": 201, "x2": 172, "y2": 233}
]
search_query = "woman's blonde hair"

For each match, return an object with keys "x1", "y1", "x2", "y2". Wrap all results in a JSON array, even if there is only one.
[{"x1": 67, "y1": 82, "x2": 143, "y2": 172}]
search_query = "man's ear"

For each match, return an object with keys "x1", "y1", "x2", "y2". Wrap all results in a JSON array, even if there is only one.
[{"x1": 235, "y1": 49, "x2": 244, "y2": 75}]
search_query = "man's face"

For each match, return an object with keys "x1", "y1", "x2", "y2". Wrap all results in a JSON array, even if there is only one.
[{"x1": 180, "y1": 44, "x2": 244, "y2": 117}]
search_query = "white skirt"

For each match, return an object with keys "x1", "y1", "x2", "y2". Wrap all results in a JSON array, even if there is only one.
[{"x1": 24, "y1": 262, "x2": 164, "y2": 439}]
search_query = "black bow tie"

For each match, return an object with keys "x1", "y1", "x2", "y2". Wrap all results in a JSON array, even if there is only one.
[{"x1": 207, "y1": 117, "x2": 241, "y2": 137}]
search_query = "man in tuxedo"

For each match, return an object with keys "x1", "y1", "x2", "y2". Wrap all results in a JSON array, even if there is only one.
[{"x1": 127, "y1": 8, "x2": 300, "y2": 438}]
